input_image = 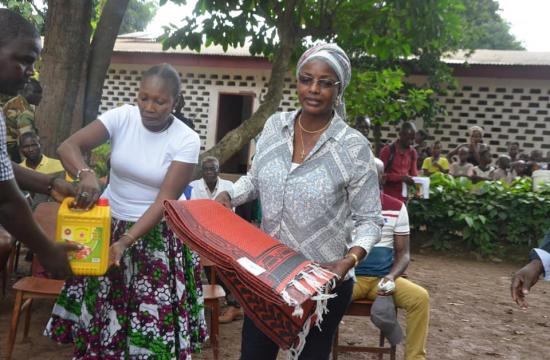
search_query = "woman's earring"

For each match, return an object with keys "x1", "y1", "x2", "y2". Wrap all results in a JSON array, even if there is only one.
[{"x1": 334, "y1": 98, "x2": 341, "y2": 107}]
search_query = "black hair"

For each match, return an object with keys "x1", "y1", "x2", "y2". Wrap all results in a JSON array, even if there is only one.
[
  {"x1": 141, "y1": 63, "x2": 181, "y2": 100},
  {"x1": 21, "y1": 78, "x2": 42, "y2": 94},
  {"x1": 19, "y1": 131, "x2": 39, "y2": 144},
  {"x1": 400, "y1": 121, "x2": 417, "y2": 134},
  {"x1": 0, "y1": 9, "x2": 39, "y2": 47}
]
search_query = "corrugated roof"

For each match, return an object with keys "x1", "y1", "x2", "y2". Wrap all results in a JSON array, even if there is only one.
[
  {"x1": 114, "y1": 34, "x2": 550, "y2": 66},
  {"x1": 115, "y1": 32, "x2": 254, "y2": 57},
  {"x1": 443, "y1": 49, "x2": 550, "y2": 66}
]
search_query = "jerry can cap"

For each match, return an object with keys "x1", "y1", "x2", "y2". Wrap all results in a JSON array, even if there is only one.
[{"x1": 97, "y1": 198, "x2": 109, "y2": 206}]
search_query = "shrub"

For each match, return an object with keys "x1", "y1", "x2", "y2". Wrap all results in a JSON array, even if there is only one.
[{"x1": 408, "y1": 173, "x2": 550, "y2": 254}]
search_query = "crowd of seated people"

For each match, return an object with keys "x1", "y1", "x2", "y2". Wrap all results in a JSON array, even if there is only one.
[{"x1": 410, "y1": 126, "x2": 549, "y2": 184}]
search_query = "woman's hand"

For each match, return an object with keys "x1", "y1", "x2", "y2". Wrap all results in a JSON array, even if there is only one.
[
  {"x1": 73, "y1": 172, "x2": 101, "y2": 210},
  {"x1": 215, "y1": 191, "x2": 232, "y2": 209},
  {"x1": 319, "y1": 257, "x2": 355, "y2": 285},
  {"x1": 109, "y1": 236, "x2": 132, "y2": 267}
]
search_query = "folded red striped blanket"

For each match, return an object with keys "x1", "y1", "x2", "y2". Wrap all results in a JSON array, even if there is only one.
[{"x1": 163, "y1": 199, "x2": 338, "y2": 356}]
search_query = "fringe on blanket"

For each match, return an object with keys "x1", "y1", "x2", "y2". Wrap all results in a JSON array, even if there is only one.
[{"x1": 280, "y1": 264, "x2": 339, "y2": 360}]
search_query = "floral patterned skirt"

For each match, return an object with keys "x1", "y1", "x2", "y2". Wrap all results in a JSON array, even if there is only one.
[{"x1": 44, "y1": 218, "x2": 207, "y2": 359}]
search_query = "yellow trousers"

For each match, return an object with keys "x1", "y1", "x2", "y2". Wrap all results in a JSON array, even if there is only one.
[{"x1": 353, "y1": 276, "x2": 430, "y2": 360}]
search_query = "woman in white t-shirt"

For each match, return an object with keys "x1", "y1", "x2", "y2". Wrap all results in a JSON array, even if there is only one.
[{"x1": 45, "y1": 64, "x2": 207, "y2": 359}]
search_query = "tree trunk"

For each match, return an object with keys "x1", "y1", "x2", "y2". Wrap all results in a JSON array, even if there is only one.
[
  {"x1": 197, "y1": 3, "x2": 297, "y2": 173},
  {"x1": 84, "y1": 0, "x2": 130, "y2": 125},
  {"x1": 36, "y1": 0, "x2": 93, "y2": 156}
]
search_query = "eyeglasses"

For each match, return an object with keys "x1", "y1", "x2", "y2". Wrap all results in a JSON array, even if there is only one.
[{"x1": 298, "y1": 74, "x2": 341, "y2": 89}]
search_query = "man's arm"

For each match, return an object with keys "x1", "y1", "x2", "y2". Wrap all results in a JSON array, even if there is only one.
[
  {"x1": 385, "y1": 234, "x2": 410, "y2": 280},
  {"x1": 12, "y1": 162, "x2": 75, "y2": 200},
  {"x1": 12, "y1": 162, "x2": 53, "y2": 193}
]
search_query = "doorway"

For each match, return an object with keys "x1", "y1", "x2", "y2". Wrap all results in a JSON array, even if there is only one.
[{"x1": 216, "y1": 93, "x2": 254, "y2": 174}]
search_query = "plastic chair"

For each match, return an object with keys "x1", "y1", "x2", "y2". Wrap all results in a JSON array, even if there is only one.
[
  {"x1": 201, "y1": 256, "x2": 226, "y2": 360},
  {"x1": 5, "y1": 202, "x2": 65, "y2": 360},
  {"x1": 332, "y1": 298, "x2": 397, "y2": 360}
]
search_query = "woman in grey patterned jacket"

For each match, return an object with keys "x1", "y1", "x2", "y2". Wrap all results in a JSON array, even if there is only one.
[{"x1": 216, "y1": 43, "x2": 383, "y2": 360}]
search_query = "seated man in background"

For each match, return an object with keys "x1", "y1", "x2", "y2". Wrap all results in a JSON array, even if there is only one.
[
  {"x1": 491, "y1": 155, "x2": 513, "y2": 183},
  {"x1": 471, "y1": 144, "x2": 494, "y2": 182},
  {"x1": 3, "y1": 78, "x2": 42, "y2": 163},
  {"x1": 421, "y1": 141, "x2": 448, "y2": 176},
  {"x1": 449, "y1": 146, "x2": 474, "y2": 178},
  {"x1": 19, "y1": 131, "x2": 64, "y2": 174},
  {"x1": 189, "y1": 156, "x2": 242, "y2": 322},
  {"x1": 353, "y1": 158, "x2": 430, "y2": 360},
  {"x1": 19, "y1": 131, "x2": 66, "y2": 207},
  {"x1": 190, "y1": 156, "x2": 233, "y2": 200}
]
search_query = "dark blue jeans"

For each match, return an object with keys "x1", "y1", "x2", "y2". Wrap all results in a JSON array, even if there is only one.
[{"x1": 240, "y1": 278, "x2": 354, "y2": 360}]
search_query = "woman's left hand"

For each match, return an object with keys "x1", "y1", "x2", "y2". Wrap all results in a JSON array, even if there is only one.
[
  {"x1": 109, "y1": 240, "x2": 130, "y2": 267},
  {"x1": 319, "y1": 258, "x2": 354, "y2": 285}
]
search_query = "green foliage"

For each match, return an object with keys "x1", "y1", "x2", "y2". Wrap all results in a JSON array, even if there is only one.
[
  {"x1": 409, "y1": 173, "x2": 550, "y2": 254},
  {"x1": 90, "y1": 143, "x2": 111, "y2": 178},
  {"x1": 0, "y1": 0, "x2": 45, "y2": 32},
  {"x1": 346, "y1": 68, "x2": 434, "y2": 127},
  {"x1": 161, "y1": 0, "x2": 469, "y2": 127},
  {"x1": 461, "y1": 0, "x2": 524, "y2": 50},
  {"x1": 119, "y1": 0, "x2": 158, "y2": 34}
]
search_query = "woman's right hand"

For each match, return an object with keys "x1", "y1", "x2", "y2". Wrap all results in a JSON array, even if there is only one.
[
  {"x1": 215, "y1": 191, "x2": 232, "y2": 209},
  {"x1": 73, "y1": 172, "x2": 101, "y2": 210}
]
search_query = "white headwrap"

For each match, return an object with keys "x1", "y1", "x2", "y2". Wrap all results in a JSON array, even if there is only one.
[{"x1": 296, "y1": 43, "x2": 351, "y2": 119}]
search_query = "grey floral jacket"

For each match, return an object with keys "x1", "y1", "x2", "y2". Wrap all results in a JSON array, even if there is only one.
[{"x1": 231, "y1": 110, "x2": 383, "y2": 264}]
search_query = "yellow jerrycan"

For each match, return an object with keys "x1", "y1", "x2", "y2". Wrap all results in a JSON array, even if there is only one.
[{"x1": 56, "y1": 197, "x2": 111, "y2": 276}]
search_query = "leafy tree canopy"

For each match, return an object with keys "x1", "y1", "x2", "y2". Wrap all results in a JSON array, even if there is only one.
[
  {"x1": 119, "y1": 0, "x2": 157, "y2": 34},
  {"x1": 461, "y1": 0, "x2": 524, "y2": 50}
]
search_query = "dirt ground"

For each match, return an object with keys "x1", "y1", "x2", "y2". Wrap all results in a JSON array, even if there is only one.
[{"x1": 1, "y1": 251, "x2": 549, "y2": 360}]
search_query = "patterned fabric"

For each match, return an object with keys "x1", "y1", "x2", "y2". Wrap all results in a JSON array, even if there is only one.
[
  {"x1": 0, "y1": 110, "x2": 14, "y2": 181},
  {"x1": 44, "y1": 218, "x2": 207, "y2": 359},
  {"x1": 2, "y1": 95, "x2": 35, "y2": 143},
  {"x1": 230, "y1": 110, "x2": 383, "y2": 266},
  {"x1": 296, "y1": 43, "x2": 351, "y2": 119}
]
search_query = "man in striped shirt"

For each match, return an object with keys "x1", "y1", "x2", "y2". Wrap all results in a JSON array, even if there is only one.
[{"x1": 353, "y1": 158, "x2": 430, "y2": 360}]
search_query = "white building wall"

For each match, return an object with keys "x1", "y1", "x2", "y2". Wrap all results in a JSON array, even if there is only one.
[
  {"x1": 101, "y1": 64, "x2": 550, "y2": 157},
  {"x1": 380, "y1": 75, "x2": 550, "y2": 156}
]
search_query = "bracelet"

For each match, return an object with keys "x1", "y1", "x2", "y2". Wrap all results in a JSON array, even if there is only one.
[
  {"x1": 122, "y1": 232, "x2": 137, "y2": 243},
  {"x1": 76, "y1": 168, "x2": 95, "y2": 180},
  {"x1": 345, "y1": 253, "x2": 359, "y2": 268}
]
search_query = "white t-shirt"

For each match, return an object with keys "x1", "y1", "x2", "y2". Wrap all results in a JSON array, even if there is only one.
[
  {"x1": 99, "y1": 104, "x2": 200, "y2": 221},
  {"x1": 189, "y1": 177, "x2": 234, "y2": 200}
]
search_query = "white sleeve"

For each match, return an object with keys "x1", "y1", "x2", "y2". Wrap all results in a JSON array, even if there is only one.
[
  {"x1": 534, "y1": 249, "x2": 550, "y2": 281},
  {"x1": 98, "y1": 105, "x2": 130, "y2": 137},
  {"x1": 394, "y1": 203, "x2": 410, "y2": 235},
  {"x1": 173, "y1": 131, "x2": 201, "y2": 164}
]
